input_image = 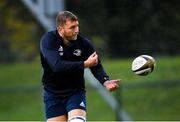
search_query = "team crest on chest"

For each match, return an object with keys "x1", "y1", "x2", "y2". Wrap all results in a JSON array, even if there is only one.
[
  {"x1": 58, "y1": 45, "x2": 63, "y2": 56},
  {"x1": 73, "y1": 49, "x2": 82, "y2": 56}
]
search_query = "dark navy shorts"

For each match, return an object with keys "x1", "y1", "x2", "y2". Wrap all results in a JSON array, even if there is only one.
[{"x1": 43, "y1": 90, "x2": 86, "y2": 119}]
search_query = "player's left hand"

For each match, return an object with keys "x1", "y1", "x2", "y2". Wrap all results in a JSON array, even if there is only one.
[{"x1": 103, "y1": 79, "x2": 121, "y2": 91}]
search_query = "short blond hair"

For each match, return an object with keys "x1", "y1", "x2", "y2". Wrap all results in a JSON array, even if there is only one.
[{"x1": 56, "y1": 11, "x2": 78, "y2": 27}]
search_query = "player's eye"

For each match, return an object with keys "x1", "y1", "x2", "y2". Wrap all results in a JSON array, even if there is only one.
[{"x1": 70, "y1": 25, "x2": 78, "y2": 29}]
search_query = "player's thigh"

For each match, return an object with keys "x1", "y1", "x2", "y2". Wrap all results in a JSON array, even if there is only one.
[
  {"x1": 67, "y1": 90, "x2": 86, "y2": 121},
  {"x1": 68, "y1": 109, "x2": 86, "y2": 121},
  {"x1": 47, "y1": 114, "x2": 67, "y2": 122},
  {"x1": 68, "y1": 109, "x2": 86, "y2": 117}
]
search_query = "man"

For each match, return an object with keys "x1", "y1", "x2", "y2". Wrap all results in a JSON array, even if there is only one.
[{"x1": 40, "y1": 11, "x2": 120, "y2": 122}]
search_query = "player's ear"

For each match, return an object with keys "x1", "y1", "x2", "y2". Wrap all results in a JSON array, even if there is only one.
[
  {"x1": 57, "y1": 26, "x2": 64, "y2": 34},
  {"x1": 57, "y1": 26, "x2": 62, "y2": 31}
]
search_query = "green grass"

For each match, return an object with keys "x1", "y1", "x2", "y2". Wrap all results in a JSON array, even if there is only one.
[
  {"x1": 103, "y1": 56, "x2": 180, "y2": 83},
  {"x1": 102, "y1": 56, "x2": 180, "y2": 120},
  {"x1": 0, "y1": 56, "x2": 180, "y2": 120},
  {"x1": 122, "y1": 86, "x2": 180, "y2": 120},
  {"x1": 0, "y1": 63, "x2": 43, "y2": 120},
  {"x1": 0, "y1": 63, "x2": 41, "y2": 87},
  {"x1": 0, "y1": 62, "x2": 115, "y2": 121},
  {"x1": 0, "y1": 91, "x2": 44, "y2": 120},
  {"x1": 86, "y1": 87, "x2": 115, "y2": 121}
]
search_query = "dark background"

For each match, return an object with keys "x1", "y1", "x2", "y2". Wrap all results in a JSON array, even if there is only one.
[{"x1": 0, "y1": 0, "x2": 180, "y2": 63}]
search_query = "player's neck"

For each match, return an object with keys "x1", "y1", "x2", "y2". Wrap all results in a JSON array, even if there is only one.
[
  {"x1": 58, "y1": 32, "x2": 70, "y2": 46},
  {"x1": 62, "y1": 38, "x2": 70, "y2": 46}
]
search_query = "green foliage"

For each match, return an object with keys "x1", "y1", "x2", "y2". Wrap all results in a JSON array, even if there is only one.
[
  {"x1": 0, "y1": 0, "x2": 44, "y2": 63},
  {"x1": 67, "y1": 0, "x2": 180, "y2": 57},
  {"x1": 1, "y1": 0, "x2": 180, "y2": 62}
]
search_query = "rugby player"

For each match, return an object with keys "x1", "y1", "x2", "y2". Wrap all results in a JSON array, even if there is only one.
[{"x1": 40, "y1": 11, "x2": 120, "y2": 122}]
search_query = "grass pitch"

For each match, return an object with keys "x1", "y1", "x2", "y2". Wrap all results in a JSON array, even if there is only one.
[{"x1": 0, "y1": 56, "x2": 180, "y2": 120}]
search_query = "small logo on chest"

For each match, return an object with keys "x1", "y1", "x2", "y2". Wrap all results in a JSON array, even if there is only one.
[
  {"x1": 73, "y1": 49, "x2": 82, "y2": 56},
  {"x1": 58, "y1": 45, "x2": 63, "y2": 56}
]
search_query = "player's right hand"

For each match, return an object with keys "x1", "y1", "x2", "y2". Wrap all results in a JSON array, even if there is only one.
[
  {"x1": 103, "y1": 79, "x2": 120, "y2": 91},
  {"x1": 84, "y1": 52, "x2": 98, "y2": 68}
]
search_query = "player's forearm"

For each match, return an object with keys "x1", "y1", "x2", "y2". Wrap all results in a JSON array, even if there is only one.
[
  {"x1": 49, "y1": 59, "x2": 84, "y2": 73},
  {"x1": 90, "y1": 64, "x2": 109, "y2": 85}
]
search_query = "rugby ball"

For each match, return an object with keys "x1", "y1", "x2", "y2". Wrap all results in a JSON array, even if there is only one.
[{"x1": 132, "y1": 55, "x2": 156, "y2": 76}]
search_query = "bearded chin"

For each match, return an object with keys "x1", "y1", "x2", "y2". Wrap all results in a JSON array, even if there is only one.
[
  {"x1": 69, "y1": 35, "x2": 77, "y2": 41},
  {"x1": 73, "y1": 35, "x2": 78, "y2": 40}
]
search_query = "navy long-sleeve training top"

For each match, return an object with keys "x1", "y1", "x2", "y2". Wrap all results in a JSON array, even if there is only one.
[{"x1": 40, "y1": 30, "x2": 109, "y2": 98}]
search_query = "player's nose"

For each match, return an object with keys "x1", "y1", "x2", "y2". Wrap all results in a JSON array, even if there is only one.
[{"x1": 74, "y1": 26, "x2": 79, "y2": 34}]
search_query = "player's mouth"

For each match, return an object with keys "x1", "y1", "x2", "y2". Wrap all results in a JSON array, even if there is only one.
[{"x1": 72, "y1": 34, "x2": 78, "y2": 40}]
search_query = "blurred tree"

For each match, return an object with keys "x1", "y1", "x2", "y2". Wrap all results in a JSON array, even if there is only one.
[
  {"x1": 1, "y1": 0, "x2": 180, "y2": 62},
  {"x1": 67, "y1": 0, "x2": 180, "y2": 58},
  {"x1": 0, "y1": 0, "x2": 44, "y2": 63},
  {"x1": 66, "y1": 0, "x2": 109, "y2": 58}
]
